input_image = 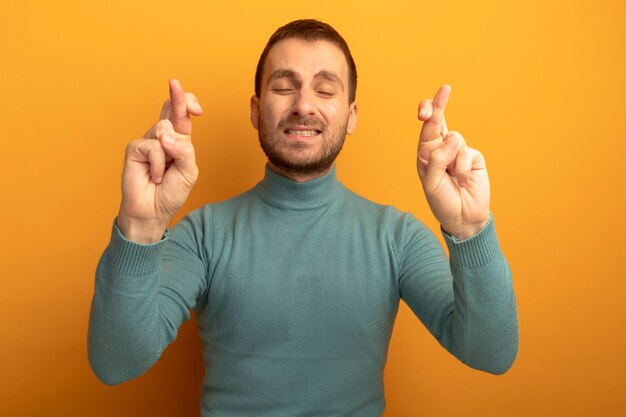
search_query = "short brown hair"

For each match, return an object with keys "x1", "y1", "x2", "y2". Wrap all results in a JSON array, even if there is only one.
[{"x1": 254, "y1": 19, "x2": 357, "y2": 103}]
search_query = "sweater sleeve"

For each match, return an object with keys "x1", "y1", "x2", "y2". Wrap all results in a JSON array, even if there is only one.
[
  {"x1": 397, "y1": 214, "x2": 518, "y2": 374},
  {"x1": 87, "y1": 209, "x2": 210, "y2": 385}
]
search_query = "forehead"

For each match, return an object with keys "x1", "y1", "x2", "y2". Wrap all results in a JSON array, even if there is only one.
[{"x1": 263, "y1": 38, "x2": 349, "y2": 82}]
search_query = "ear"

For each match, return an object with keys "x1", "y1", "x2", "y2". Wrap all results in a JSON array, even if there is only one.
[
  {"x1": 250, "y1": 95, "x2": 260, "y2": 130},
  {"x1": 346, "y1": 102, "x2": 358, "y2": 134}
]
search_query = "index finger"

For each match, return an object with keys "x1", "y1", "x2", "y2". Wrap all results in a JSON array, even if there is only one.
[
  {"x1": 169, "y1": 78, "x2": 192, "y2": 135},
  {"x1": 430, "y1": 84, "x2": 450, "y2": 125},
  {"x1": 419, "y1": 84, "x2": 451, "y2": 143}
]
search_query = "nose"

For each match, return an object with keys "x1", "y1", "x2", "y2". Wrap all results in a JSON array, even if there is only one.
[{"x1": 291, "y1": 88, "x2": 315, "y2": 116}]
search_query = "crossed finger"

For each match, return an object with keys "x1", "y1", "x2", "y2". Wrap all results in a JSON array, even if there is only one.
[
  {"x1": 418, "y1": 84, "x2": 451, "y2": 142},
  {"x1": 418, "y1": 98, "x2": 448, "y2": 136},
  {"x1": 142, "y1": 119, "x2": 188, "y2": 142},
  {"x1": 159, "y1": 79, "x2": 203, "y2": 135}
]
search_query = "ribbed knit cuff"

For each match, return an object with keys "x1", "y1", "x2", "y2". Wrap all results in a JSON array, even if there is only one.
[
  {"x1": 441, "y1": 213, "x2": 502, "y2": 270},
  {"x1": 108, "y1": 220, "x2": 169, "y2": 276}
]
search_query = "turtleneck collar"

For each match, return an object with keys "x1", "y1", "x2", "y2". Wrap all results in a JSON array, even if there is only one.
[{"x1": 254, "y1": 164, "x2": 345, "y2": 210}]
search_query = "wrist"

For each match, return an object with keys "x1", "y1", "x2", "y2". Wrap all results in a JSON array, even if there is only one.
[
  {"x1": 442, "y1": 216, "x2": 490, "y2": 241},
  {"x1": 116, "y1": 212, "x2": 169, "y2": 244}
]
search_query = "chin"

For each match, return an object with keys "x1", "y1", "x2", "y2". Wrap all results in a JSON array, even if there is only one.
[{"x1": 259, "y1": 132, "x2": 344, "y2": 177}]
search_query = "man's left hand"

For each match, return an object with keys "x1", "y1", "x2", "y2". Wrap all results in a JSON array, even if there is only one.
[{"x1": 417, "y1": 85, "x2": 490, "y2": 240}]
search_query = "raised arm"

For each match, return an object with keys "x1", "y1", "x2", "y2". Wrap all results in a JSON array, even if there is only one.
[
  {"x1": 88, "y1": 79, "x2": 208, "y2": 385},
  {"x1": 398, "y1": 85, "x2": 518, "y2": 374}
]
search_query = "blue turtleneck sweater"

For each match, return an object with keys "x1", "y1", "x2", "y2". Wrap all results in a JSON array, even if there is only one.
[{"x1": 88, "y1": 166, "x2": 518, "y2": 416}]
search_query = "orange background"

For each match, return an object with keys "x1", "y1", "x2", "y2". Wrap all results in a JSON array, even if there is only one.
[{"x1": 2, "y1": 0, "x2": 625, "y2": 416}]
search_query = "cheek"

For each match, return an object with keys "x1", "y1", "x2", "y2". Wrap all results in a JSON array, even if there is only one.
[
  {"x1": 260, "y1": 100, "x2": 288, "y2": 125},
  {"x1": 319, "y1": 104, "x2": 349, "y2": 126}
]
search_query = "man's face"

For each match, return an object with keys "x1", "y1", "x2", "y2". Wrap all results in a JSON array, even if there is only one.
[{"x1": 250, "y1": 38, "x2": 357, "y2": 179}]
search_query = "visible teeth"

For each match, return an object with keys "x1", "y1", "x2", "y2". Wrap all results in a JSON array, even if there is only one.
[{"x1": 287, "y1": 129, "x2": 319, "y2": 136}]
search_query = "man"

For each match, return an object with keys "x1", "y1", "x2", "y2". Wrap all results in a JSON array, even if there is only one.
[{"x1": 88, "y1": 19, "x2": 518, "y2": 417}]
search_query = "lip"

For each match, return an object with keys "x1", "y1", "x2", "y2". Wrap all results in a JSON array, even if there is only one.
[{"x1": 283, "y1": 126, "x2": 322, "y2": 139}]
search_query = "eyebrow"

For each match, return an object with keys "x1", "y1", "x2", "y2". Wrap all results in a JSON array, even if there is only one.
[
  {"x1": 267, "y1": 68, "x2": 344, "y2": 91},
  {"x1": 316, "y1": 70, "x2": 344, "y2": 91},
  {"x1": 267, "y1": 68, "x2": 298, "y2": 84}
]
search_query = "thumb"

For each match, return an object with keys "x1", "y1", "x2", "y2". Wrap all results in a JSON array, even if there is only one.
[
  {"x1": 422, "y1": 135, "x2": 461, "y2": 192},
  {"x1": 160, "y1": 133, "x2": 198, "y2": 181}
]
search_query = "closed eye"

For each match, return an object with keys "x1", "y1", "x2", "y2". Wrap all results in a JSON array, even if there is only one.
[{"x1": 272, "y1": 88, "x2": 295, "y2": 95}]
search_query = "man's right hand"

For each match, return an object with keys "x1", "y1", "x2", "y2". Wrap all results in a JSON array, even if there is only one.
[{"x1": 117, "y1": 79, "x2": 203, "y2": 243}]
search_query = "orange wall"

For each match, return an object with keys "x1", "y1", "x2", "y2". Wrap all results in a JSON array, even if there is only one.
[{"x1": 2, "y1": 0, "x2": 625, "y2": 416}]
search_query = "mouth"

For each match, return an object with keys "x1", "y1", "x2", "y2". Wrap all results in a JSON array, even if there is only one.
[{"x1": 284, "y1": 128, "x2": 322, "y2": 137}]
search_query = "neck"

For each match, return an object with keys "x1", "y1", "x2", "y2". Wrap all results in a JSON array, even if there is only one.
[
  {"x1": 256, "y1": 163, "x2": 343, "y2": 210},
  {"x1": 267, "y1": 161, "x2": 335, "y2": 183}
]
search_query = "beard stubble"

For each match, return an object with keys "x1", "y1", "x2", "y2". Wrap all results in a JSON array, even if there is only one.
[{"x1": 258, "y1": 114, "x2": 348, "y2": 177}]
